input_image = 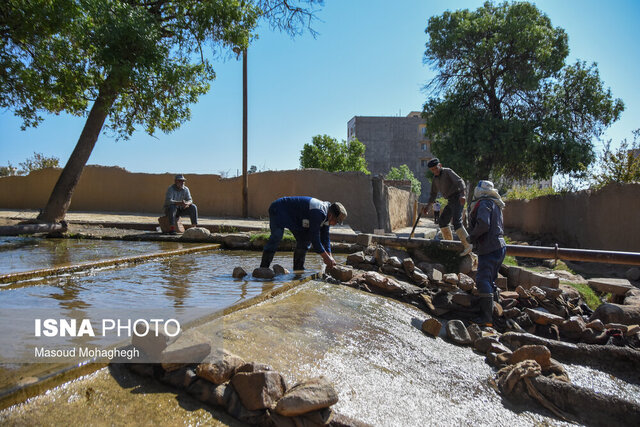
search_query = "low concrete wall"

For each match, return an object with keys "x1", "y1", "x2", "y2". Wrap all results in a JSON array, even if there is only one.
[
  {"x1": 504, "y1": 183, "x2": 640, "y2": 252},
  {"x1": 0, "y1": 166, "x2": 415, "y2": 233}
]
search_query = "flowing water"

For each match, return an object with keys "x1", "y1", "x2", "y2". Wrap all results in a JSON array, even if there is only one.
[{"x1": 0, "y1": 239, "x2": 637, "y2": 425}]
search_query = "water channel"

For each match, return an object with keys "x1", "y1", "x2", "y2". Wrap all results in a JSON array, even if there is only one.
[{"x1": 0, "y1": 238, "x2": 638, "y2": 425}]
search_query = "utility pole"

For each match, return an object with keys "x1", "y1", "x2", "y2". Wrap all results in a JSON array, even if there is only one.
[
  {"x1": 234, "y1": 46, "x2": 249, "y2": 218},
  {"x1": 242, "y1": 47, "x2": 248, "y2": 218}
]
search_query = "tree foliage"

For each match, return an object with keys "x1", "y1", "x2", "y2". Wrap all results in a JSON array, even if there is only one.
[
  {"x1": 0, "y1": 0, "x2": 323, "y2": 222},
  {"x1": 590, "y1": 129, "x2": 640, "y2": 189},
  {"x1": 299, "y1": 135, "x2": 370, "y2": 174},
  {"x1": 422, "y1": 1, "x2": 624, "y2": 188},
  {"x1": 1, "y1": 153, "x2": 59, "y2": 176},
  {"x1": 385, "y1": 164, "x2": 421, "y2": 196}
]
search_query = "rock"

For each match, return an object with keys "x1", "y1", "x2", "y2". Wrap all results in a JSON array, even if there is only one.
[
  {"x1": 160, "y1": 329, "x2": 211, "y2": 371},
  {"x1": 419, "y1": 294, "x2": 436, "y2": 313},
  {"x1": 560, "y1": 316, "x2": 587, "y2": 341},
  {"x1": 211, "y1": 382, "x2": 234, "y2": 407},
  {"x1": 605, "y1": 323, "x2": 629, "y2": 334},
  {"x1": 529, "y1": 286, "x2": 546, "y2": 300},
  {"x1": 421, "y1": 317, "x2": 442, "y2": 337},
  {"x1": 474, "y1": 336, "x2": 501, "y2": 354},
  {"x1": 626, "y1": 267, "x2": 640, "y2": 282},
  {"x1": 467, "y1": 323, "x2": 482, "y2": 343},
  {"x1": 458, "y1": 273, "x2": 475, "y2": 292},
  {"x1": 590, "y1": 303, "x2": 640, "y2": 325},
  {"x1": 411, "y1": 269, "x2": 430, "y2": 286},
  {"x1": 346, "y1": 251, "x2": 366, "y2": 265},
  {"x1": 181, "y1": 227, "x2": 211, "y2": 240},
  {"x1": 275, "y1": 376, "x2": 338, "y2": 417},
  {"x1": 495, "y1": 274, "x2": 508, "y2": 290},
  {"x1": 160, "y1": 366, "x2": 197, "y2": 389},
  {"x1": 253, "y1": 267, "x2": 275, "y2": 279},
  {"x1": 386, "y1": 256, "x2": 403, "y2": 268},
  {"x1": 486, "y1": 342, "x2": 511, "y2": 355},
  {"x1": 524, "y1": 308, "x2": 565, "y2": 326},
  {"x1": 560, "y1": 284, "x2": 581, "y2": 300},
  {"x1": 581, "y1": 328, "x2": 608, "y2": 345},
  {"x1": 354, "y1": 262, "x2": 379, "y2": 272},
  {"x1": 187, "y1": 378, "x2": 217, "y2": 402},
  {"x1": 131, "y1": 320, "x2": 180, "y2": 358},
  {"x1": 418, "y1": 262, "x2": 444, "y2": 282},
  {"x1": 588, "y1": 278, "x2": 634, "y2": 296},
  {"x1": 402, "y1": 258, "x2": 416, "y2": 275},
  {"x1": 446, "y1": 320, "x2": 472, "y2": 346},
  {"x1": 535, "y1": 324, "x2": 560, "y2": 341},
  {"x1": 232, "y1": 267, "x2": 248, "y2": 278},
  {"x1": 237, "y1": 362, "x2": 273, "y2": 373},
  {"x1": 540, "y1": 286, "x2": 563, "y2": 300},
  {"x1": 624, "y1": 289, "x2": 640, "y2": 306},
  {"x1": 362, "y1": 271, "x2": 404, "y2": 294},
  {"x1": 510, "y1": 344, "x2": 551, "y2": 369},
  {"x1": 452, "y1": 292, "x2": 472, "y2": 307},
  {"x1": 273, "y1": 264, "x2": 290, "y2": 275},
  {"x1": 374, "y1": 247, "x2": 389, "y2": 266},
  {"x1": 225, "y1": 386, "x2": 269, "y2": 424},
  {"x1": 626, "y1": 324, "x2": 640, "y2": 336},
  {"x1": 515, "y1": 286, "x2": 530, "y2": 298},
  {"x1": 500, "y1": 291, "x2": 519, "y2": 300},
  {"x1": 327, "y1": 265, "x2": 353, "y2": 282},
  {"x1": 223, "y1": 233, "x2": 252, "y2": 249},
  {"x1": 443, "y1": 273, "x2": 458, "y2": 285},
  {"x1": 503, "y1": 307, "x2": 521, "y2": 319},
  {"x1": 196, "y1": 352, "x2": 245, "y2": 385},
  {"x1": 586, "y1": 319, "x2": 605, "y2": 332},
  {"x1": 231, "y1": 370, "x2": 286, "y2": 411},
  {"x1": 458, "y1": 253, "x2": 476, "y2": 275}
]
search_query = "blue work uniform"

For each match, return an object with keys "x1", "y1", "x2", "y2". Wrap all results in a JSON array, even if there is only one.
[
  {"x1": 468, "y1": 198, "x2": 506, "y2": 294},
  {"x1": 264, "y1": 197, "x2": 332, "y2": 254}
]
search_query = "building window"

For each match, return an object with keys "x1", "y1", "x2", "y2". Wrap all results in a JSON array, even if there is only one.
[
  {"x1": 421, "y1": 159, "x2": 427, "y2": 167},
  {"x1": 421, "y1": 143, "x2": 427, "y2": 151}
]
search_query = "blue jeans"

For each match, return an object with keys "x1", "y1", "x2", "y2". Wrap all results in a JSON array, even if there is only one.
[
  {"x1": 264, "y1": 204, "x2": 310, "y2": 253},
  {"x1": 165, "y1": 204, "x2": 198, "y2": 225},
  {"x1": 476, "y1": 246, "x2": 506, "y2": 294},
  {"x1": 438, "y1": 194, "x2": 464, "y2": 230}
]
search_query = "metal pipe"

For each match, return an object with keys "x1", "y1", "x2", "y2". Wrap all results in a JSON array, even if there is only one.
[{"x1": 506, "y1": 244, "x2": 640, "y2": 266}]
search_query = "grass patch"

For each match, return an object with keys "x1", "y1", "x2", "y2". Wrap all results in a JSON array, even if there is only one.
[
  {"x1": 249, "y1": 229, "x2": 296, "y2": 243},
  {"x1": 562, "y1": 281, "x2": 602, "y2": 310}
]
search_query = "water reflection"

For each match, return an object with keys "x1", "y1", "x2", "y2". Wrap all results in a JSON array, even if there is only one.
[{"x1": 158, "y1": 255, "x2": 195, "y2": 309}]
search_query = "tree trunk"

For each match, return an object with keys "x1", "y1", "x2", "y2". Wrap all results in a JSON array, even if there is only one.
[{"x1": 37, "y1": 76, "x2": 119, "y2": 223}]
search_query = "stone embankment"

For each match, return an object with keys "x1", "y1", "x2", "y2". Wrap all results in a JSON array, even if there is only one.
[
  {"x1": 127, "y1": 327, "x2": 362, "y2": 426},
  {"x1": 321, "y1": 243, "x2": 640, "y2": 426}
]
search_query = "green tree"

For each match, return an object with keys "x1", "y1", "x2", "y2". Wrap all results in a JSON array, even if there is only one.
[
  {"x1": 18, "y1": 152, "x2": 60, "y2": 175},
  {"x1": 0, "y1": 162, "x2": 18, "y2": 177},
  {"x1": 590, "y1": 129, "x2": 640, "y2": 189},
  {"x1": 1, "y1": 0, "x2": 322, "y2": 223},
  {"x1": 385, "y1": 164, "x2": 421, "y2": 196},
  {"x1": 422, "y1": 1, "x2": 624, "y2": 190},
  {"x1": 299, "y1": 135, "x2": 370, "y2": 174}
]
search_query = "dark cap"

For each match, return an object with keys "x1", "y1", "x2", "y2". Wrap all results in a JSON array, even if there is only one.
[
  {"x1": 174, "y1": 174, "x2": 186, "y2": 181},
  {"x1": 427, "y1": 158, "x2": 440, "y2": 168}
]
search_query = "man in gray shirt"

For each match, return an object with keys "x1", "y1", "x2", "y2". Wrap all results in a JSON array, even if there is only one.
[
  {"x1": 422, "y1": 158, "x2": 472, "y2": 256},
  {"x1": 164, "y1": 174, "x2": 198, "y2": 234}
]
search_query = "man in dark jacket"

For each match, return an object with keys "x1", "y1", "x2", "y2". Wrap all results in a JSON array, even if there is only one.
[
  {"x1": 468, "y1": 180, "x2": 506, "y2": 326},
  {"x1": 422, "y1": 158, "x2": 473, "y2": 256},
  {"x1": 260, "y1": 197, "x2": 347, "y2": 271}
]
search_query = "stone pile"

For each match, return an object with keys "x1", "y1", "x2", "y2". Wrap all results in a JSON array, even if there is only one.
[
  {"x1": 128, "y1": 327, "x2": 353, "y2": 426},
  {"x1": 327, "y1": 244, "x2": 640, "y2": 350}
]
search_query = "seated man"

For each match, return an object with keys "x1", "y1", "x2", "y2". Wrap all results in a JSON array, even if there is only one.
[
  {"x1": 163, "y1": 174, "x2": 198, "y2": 234},
  {"x1": 260, "y1": 196, "x2": 347, "y2": 271}
]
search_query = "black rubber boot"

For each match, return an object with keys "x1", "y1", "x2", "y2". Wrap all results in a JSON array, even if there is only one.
[
  {"x1": 293, "y1": 249, "x2": 307, "y2": 271},
  {"x1": 473, "y1": 294, "x2": 494, "y2": 326},
  {"x1": 260, "y1": 250, "x2": 275, "y2": 268}
]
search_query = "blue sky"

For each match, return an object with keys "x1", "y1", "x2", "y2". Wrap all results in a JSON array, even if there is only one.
[{"x1": 1, "y1": 0, "x2": 638, "y2": 176}]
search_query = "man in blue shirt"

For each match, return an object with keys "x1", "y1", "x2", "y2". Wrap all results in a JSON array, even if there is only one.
[
  {"x1": 163, "y1": 174, "x2": 198, "y2": 234},
  {"x1": 260, "y1": 197, "x2": 347, "y2": 271}
]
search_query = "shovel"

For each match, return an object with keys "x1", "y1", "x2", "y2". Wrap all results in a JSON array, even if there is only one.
[{"x1": 409, "y1": 210, "x2": 422, "y2": 240}]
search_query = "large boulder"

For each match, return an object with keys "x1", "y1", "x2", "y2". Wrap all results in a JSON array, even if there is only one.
[
  {"x1": 445, "y1": 320, "x2": 472, "y2": 346},
  {"x1": 525, "y1": 308, "x2": 565, "y2": 326},
  {"x1": 509, "y1": 344, "x2": 551, "y2": 369},
  {"x1": 232, "y1": 267, "x2": 248, "y2": 278},
  {"x1": 421, "y1": 317, "x2": 442, "y2": 337},
  {"x1": 181, "y1": 227, "x2": 211, "y2": 241},
  {"x1": 196, "y1": 352, "x2": 246, "y2": 385},
  {"x1": 274, "y1": 376, "x2": 338, "y2": 417},
  {"x1": 253, "y1": 267, "x2": 275, "y2": 279},
  {"x1": 231, "y1": 370, "x2": 286, "y2": 411},
  {"x1": 588, "y1": 278, "x2": 634, "y2": 296},
  {"x1": 362, "y1": 271, "x2": 404, "y2": 294},
  {"x1": 327, "y1": 265, "x2": 354, "y2": 282},
  {"x1": 590, "y1": 303, "x2": 640, "y2": 325}
]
